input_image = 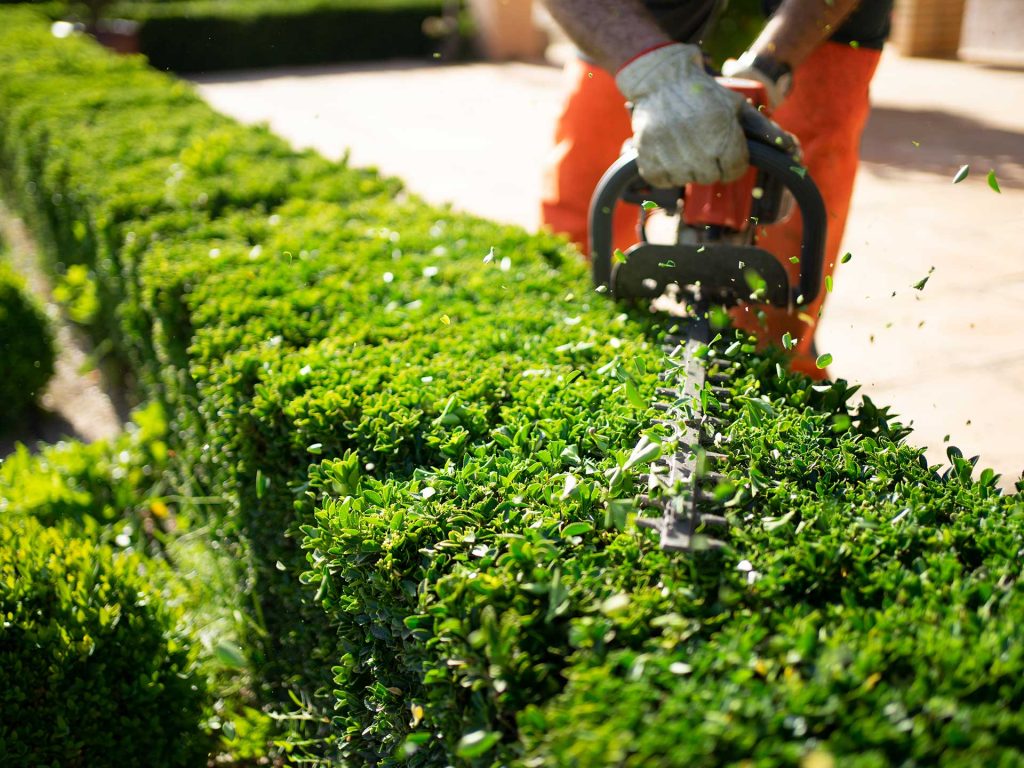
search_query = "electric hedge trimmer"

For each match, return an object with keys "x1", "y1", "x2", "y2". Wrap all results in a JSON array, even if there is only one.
[{"x1": 590, "y1": 80, "x2": 827, "y2": 551}]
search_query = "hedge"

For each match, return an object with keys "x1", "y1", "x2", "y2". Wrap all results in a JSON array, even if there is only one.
[
  {"x1": 1, "y1": 8, "x2": 1023, "y2": 765},
  {"x1": 14, "y1": 0, "x2": 461, "y2": 71},
  {"x1": 0, "y1": 253, "x2": 56, "y2": 430},
  {"x1": 0, "y1": 401, "x2": 272, "y2": 763},
  {"x1": 0, "y1": 516, "x2": 209, "y2": 765},
  {"x1": 130, "y1": 0, "x2": 460, "y2": 72}
]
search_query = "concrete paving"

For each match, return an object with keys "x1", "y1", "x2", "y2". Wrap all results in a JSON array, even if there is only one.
[{"x1": 194, "y1": 52, "x2": 1024, "y2": 486}]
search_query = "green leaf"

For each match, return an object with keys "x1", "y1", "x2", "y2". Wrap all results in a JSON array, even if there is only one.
[
  {"x1": 763, "y1": 510, "x2": 795, "y2": 530},
  {"x1": 255, "y1": 469, "x2": 268, "y2": 500},
  {"x1": 625, "y1": 379, "x2": 647, "y2": 410},
  {"x1": 953, "y1": 164, "x2": 969, "y2": 184},
  {"x1": 561, "y1": 474, "x2": 579, "y2": 500},
  {"x1": 816, "y1": 353, "x2": 833, "y2": 369},
  {"x1": 832, "y1": 414, "x2": 852, "y2": 432},
  {"x1": 744, "y1": 268, "x2": 767, "y2": 295},
  {"x1": 456, "y1": 730, "x2": 501, "y2": 759},
  {"x1": 987, "y1": 169, "x2": 1001, "y2": 193},
  {"x1": 623, "y1": 436, "x2": 661, "y2": 471},
  {"x1": 781, "y1": 332, "x2": 796, "y2": 351},
  {"x1": 841, "y1": 251, "x2": 852, "y2": 264},
  {"x1": 641, "y1": 200, "x2": 658, "y2": 211},
  {"x1": 825, "y1": 275, "x2": 833, "y2": 293},
  {"x1": 600, "y1": 592, "x2": 631, "y2": 614},
  {"x1": 214, "y1": 641, "x2": 247, "y2": 670},
  {"x1": 562, "y1": 522, "x2": 592, "y2": 538},
  {"x1": 913, "y1": 275, "x2": 930, "y2": 291}
]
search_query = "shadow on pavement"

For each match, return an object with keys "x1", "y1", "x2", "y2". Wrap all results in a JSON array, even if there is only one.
[
  {"x1": 0, "y1": 407, "x2": 84, "y2": 457},
  {"x1": 861, "y1": 105, "x2": 1024, "y2": 188}
]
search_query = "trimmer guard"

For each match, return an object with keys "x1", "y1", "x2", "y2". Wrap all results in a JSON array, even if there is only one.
[
  {"x1": 590, "y1": 140, "x2": 828, "y2": 308},
  {"x1": 607, "y1": 242, "x2": 790, "y2": 306}
]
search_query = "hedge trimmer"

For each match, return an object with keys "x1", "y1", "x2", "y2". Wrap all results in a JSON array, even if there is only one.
[{"x1": 590, "y1": 80, "x2": 827, "y2": 551}]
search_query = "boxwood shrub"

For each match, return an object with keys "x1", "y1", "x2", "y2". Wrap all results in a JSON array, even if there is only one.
[
  {"x1": 0, "y1": 255, "x2": 55, "y2": 429},
  {"x1": 1, "y1": 8, "x2": 1022, "y2": 765},
  {"x1": 18, "y1": 0, "x2": 464, "y2": 71},
  {"x1": 0, "y1": 516, "x2": 209, "y2": 766},
  {"x1": 125, "y1": 0, "x2": 460, "y2": 73}
]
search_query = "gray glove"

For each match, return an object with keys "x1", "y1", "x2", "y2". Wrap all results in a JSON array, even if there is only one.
[{"x1": 615, "y1": 43, "x2": 748, "y2": 188}]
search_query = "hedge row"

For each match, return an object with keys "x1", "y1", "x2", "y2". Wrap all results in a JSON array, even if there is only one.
[
  {"x1": 2, "y1": 8, "x2": 1023, "y2": 765},
  {"x1": 0, "y1": 403, "x2": 264, "y2": 764},
  {"x1": 129, "y1": 0, "x2": 460, "y2": 73},
  {"x1": 17, "y1": 0, "x2": 460, "y2": 72}
]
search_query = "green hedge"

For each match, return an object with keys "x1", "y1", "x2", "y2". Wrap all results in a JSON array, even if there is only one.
[
  {"x1": 15, "y1": 0, "x2": 461, "y2": 71},
  {"x1": 0, "y1": 516, "x2": 209, "y2": 765},
  {"x1": 0, "y1": 401, "x2": 268, "y2": 764},
  {"x1": 126, "y1": 0, "x2": 457, "y2": 73},
  {"x1": 1, "y1": 8, "x2": 1023, "y2": 765},
  {"x1": 0, "y1": 255, "x2": 55, "y2": 430}
]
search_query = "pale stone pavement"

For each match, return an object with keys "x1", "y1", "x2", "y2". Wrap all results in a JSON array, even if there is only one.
[{"x1": 195, "y1": 52, "x2": 1024, "y2": 486}]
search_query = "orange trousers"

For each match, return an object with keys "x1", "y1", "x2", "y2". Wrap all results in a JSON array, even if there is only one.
[{"x1": 540, "y1": 42, "x2": 882, "y2": 378}]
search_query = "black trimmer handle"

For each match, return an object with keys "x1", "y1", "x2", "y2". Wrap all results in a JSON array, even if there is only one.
[{"x1": 590, "y1": 140, "x2": 828, "y2": 306}]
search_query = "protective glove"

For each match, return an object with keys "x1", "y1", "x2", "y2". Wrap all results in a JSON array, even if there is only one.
[
  {"x1": 722, "y1": 51, "x2": 792, "y2": 111},
  {"x1": 615, "y1": 42, "x2": 748, "y2": 189}
]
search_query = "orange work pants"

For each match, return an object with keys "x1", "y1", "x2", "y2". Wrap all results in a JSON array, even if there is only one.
[{"x1": 540, "y1": 42, "x2": 882, "y2": 379}]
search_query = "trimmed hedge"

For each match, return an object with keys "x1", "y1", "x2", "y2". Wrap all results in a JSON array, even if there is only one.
[
  {"x1": 1, "y1": 8, "x2": 1023, "y2": 765},
  {"x1": 1, "y1": 402, "x2": 267, "y2": 764},
  {"x1": 16, "y1": 0, "x2": 461, "y2": 72},
  {"x1": 0, "y1": 516, "x2": 209, "y2": 765},
  {"x1": 0, "y1": 255, "x2": 55, "y2": 429},
  {"x1": 124, "y1": 0, "x2": 457, "y2": 73}
]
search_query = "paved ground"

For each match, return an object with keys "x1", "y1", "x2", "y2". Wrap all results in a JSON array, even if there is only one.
[{"x1": 195, "y1": 52, "x2": 1024, "y2": 486}]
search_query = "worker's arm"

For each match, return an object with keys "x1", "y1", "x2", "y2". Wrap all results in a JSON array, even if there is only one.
[
  {"x1": 539, "y1": 0, "x2": 670, "y2": 72},
  {"x1": 724, "y1": 0, "x2": 861, "y2": 106},
  {"x1": 540, "y1": 0, "x2": 752, "y2": 186},
  {"x1": 751, "y1": 0, "x2": 862, "y2": 68}
]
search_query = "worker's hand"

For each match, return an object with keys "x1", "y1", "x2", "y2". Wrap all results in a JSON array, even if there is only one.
[
  {"x1": 722, "y1": 51, "x2": 791, "y2": 111},
  {"x1": 615, "y1": 43, "x2": 748, "y2": 188}
]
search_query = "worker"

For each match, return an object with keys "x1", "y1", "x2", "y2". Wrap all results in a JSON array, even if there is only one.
[{"x1": 539, "y1": 0, "x2": 893, "y2": 378}]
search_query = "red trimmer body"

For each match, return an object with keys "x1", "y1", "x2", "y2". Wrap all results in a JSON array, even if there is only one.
[{"x1": 682, "y1": 78, "x2": 771, "y2": 235}]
